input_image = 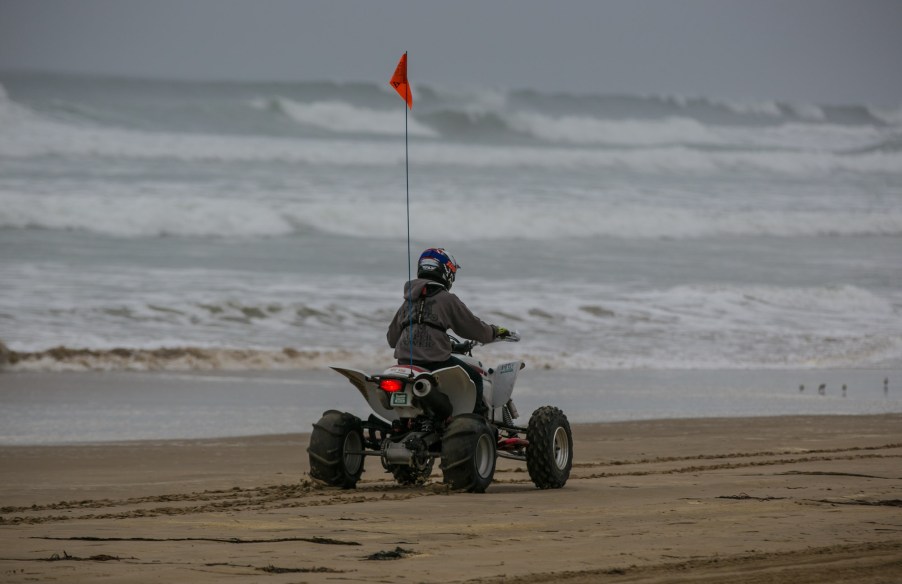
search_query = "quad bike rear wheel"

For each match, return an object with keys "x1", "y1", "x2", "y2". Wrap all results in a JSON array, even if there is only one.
[
  {"x1": 440, "y1": 414, "x2": 496, "y2": 493},
  {"x1": 526, "y1": 406, "x2": 573, "y2": 489},
  {"x1": 307, "y1": 410, "x2": 365, "y2": 488}
]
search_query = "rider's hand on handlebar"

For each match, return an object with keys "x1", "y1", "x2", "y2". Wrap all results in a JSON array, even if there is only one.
[{"x1": 494, "y1": 326, "x2": 511, "y2": 339}]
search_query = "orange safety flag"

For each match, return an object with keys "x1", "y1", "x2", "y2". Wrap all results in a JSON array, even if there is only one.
[{"x1": 389, "y1": 52, "x2": 413, "y2": 109}]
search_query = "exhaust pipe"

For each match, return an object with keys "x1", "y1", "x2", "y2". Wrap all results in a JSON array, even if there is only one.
[{"x1": 412, "y1": 378, "x2": 432, "y2": 397}]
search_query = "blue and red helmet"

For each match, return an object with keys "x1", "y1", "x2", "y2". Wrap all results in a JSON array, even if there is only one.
[{"x1": 417, "y1": 248, "x2": 460, "y2": 289}]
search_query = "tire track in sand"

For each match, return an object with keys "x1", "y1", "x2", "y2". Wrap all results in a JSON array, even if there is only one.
[{"x1": 3, "y1": 443, "x2": 899, "y2": 525}]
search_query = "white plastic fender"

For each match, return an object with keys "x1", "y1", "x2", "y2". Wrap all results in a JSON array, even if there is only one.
[
  {"x1": 489, "y1": 361, "x2": 524, "y2": 408},
  {"x1": 330, "y1": 366, "x2": 399, "y2": 421},
  {"x1": 331, "y1": 364, "x2": 479, "y2": 419},
  {"x1": 430, "y1": 365, "x2": 478, "y2": 415}
]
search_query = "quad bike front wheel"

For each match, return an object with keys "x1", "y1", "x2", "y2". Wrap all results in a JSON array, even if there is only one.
[
  {"x1": 307, "y1": 410, "x2": 365, "y2": 488},
  {"x1": 526, "y1": 406, "x2": 573, "y2": 489},
  {"x1": 440, "y1": 414, "x2": 496, "y2": 493}
]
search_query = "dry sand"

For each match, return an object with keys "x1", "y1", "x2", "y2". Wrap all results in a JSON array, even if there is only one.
[{"x1": 1, "y1": 414, "x2": 901, "y2": 583}]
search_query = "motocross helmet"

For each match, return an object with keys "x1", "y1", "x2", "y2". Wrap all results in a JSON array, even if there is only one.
[{"x1": 417, "y1": 248, "x2": 459, "y2": 289}]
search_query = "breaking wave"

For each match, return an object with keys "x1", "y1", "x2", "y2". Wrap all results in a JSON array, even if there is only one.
[
  {"x1": 1, "y1": 113, "x2": 899, "y2": 176},
  {"x1": 1, "y1": 74, "x2": 899, "y2": 160},
  {"x1": 251, "y1": 96, "x2": 437, "y2": 137},
  {"x1": 2, "y1": 282, "x2": 900, "y2": 372},
  {"x1": 3, "y1": 337, "x2": 899, "y2": 374},
  {"x1": 3, "y1": 189, "x2": 902, "y2": 240},
  {"x1": 0, "y1": 345, "x2": 389, "y2": 372}
]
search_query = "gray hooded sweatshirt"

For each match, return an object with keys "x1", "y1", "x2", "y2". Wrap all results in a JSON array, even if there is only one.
[{"x1": 387, "y1": 278, "x2": 496, "y2": 363}]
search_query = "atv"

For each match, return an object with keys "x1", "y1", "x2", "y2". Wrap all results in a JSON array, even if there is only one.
[{"x1": 307, "y1": 333, "x2": 572, "y2": 492}]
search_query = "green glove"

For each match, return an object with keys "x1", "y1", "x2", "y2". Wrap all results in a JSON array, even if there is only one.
[{"x1": 495, "y1": 326, "x2": 510, "y2": 339}]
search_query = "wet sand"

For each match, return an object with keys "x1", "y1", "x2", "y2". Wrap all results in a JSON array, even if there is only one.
[{"x1": 1, "y1": 414, "x2": 901, "y2": 583}]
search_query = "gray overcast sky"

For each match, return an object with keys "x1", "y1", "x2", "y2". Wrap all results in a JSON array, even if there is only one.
[{"x1": 1, "y1": 0, "x2": 901, "y2": 105}]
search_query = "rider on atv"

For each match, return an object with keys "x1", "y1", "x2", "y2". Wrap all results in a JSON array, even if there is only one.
[
  {"x1": 386, "y1": 248, "x2": 511, "y2": 415},
  {"x1": 311, "y1": 248, "x2": 571, "y2": 492}
]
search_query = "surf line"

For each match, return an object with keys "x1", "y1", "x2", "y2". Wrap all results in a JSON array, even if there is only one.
[{"x1": 389, "y1": 52, "x2": 415, "y2": 370}]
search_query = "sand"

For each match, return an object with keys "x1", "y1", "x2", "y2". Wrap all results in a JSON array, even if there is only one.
[{"x1": 1, "y1": 414, "x2": 901, "y2": 583}]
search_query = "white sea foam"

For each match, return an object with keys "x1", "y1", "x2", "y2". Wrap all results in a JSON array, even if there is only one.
[
  {"x1": 254, "y1": 97, "x2": 437, "y2": 137},
  {"x1": 473, "y1": 282, "x2": 902, "y2": 371},
  {"x1": 786, "y1": 102, "x2": 826, "y2": 121},
  {"x1": 733, "y1": 122, "x2": 890, "y2": 151},
  {"x1": 4, "y1": 277, "x2": 900, "y2": 371},
  {"x1": 0, "y1": 190, "x2": 298, "y2": 238},
  {"x1": 504, "y1": 110, "x2": 886, "y2": 150},
  {"x1": 717, "y1": 98, "x2": 783, "y2": 117},
  {"x1": 506, "y1": 113, "x2": 721, "y2": 146},
  {"x1": 4, "y1": 122, "x2": 898, "y2": 174},
  {"x1": 338, "y1": 203, "x2": 902, "y2": 241},
  {"x1": 4, "y1": 188, "x2": 902, "y2": 240}
]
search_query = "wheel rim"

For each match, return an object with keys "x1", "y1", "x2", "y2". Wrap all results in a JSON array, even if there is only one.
[
  {"x1": 552, "y1": 426, "x2": 570, "y2": 470},
  {"x1": 343, "y1": 431, "x2": 363, "y2": 474},
  {"x1": 474, "y1": 434, "x2": 494, "y2": 478}
]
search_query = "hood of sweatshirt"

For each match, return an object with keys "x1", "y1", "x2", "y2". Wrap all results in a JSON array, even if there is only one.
[{"x1": 402, "y1": 278, "x2": 447, "y2": 301}]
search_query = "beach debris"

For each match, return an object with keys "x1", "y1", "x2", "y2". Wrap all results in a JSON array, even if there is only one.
[
  {"x1": 258, "y1": 565, "x2": 343, "y2": 574},
  {"x1": 204, "y1": 562, "x2": 346, "y2": 574},
  {"x1": 36, "y1": 535, "x2": 361, "y2": 546},
  {"x1": 44, "y1": 551, "x2": 127, "y2": 562},
  {"x1": 365, "y1": 546, "x2": 416, "y2": 561},
  {"x1": 717, "y1": 493, "x2": 786, "y2": 502},
  {"x1": 307, "y1": 536, "x2": 362, "y2": 546},
  {"x1": 810, "y1": 498, "x2": 902, "y2": 508}
]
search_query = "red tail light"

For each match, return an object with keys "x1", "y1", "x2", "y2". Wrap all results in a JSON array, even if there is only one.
[{"x1": 379, "y1": 379, "x2": 404, "y2": 393}]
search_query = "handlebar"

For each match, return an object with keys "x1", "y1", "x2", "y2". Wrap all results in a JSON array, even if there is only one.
[
  {"x1": 451, "y1": 339, "x2": 477, "y2": 354},
  {"x1": 450, "y1": 331, "x2": 520, "y2": 355}
]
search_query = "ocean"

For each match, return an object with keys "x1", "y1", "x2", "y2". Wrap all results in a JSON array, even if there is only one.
[{"x1": 1, "y1": 71, "x2": 901, "y2": 374}]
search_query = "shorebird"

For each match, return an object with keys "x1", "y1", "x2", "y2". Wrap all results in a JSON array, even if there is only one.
[
  {"x1": 842, "y1": 384, "x2": 847, "y2": 397},
  {"x1": 818, "y1": 383, "x2": 826, "y2": 395},
  {"x1": 799, "y1": 384, "x2": 804, "y2": 393}
]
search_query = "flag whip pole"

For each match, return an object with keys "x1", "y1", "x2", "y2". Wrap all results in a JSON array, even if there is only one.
[
  {"x1": 404, "y1": 66, "x2": 413, "y2": 370},
  {"x1": 390, "y1": 52, "x2": 414, "y2": 371}
]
